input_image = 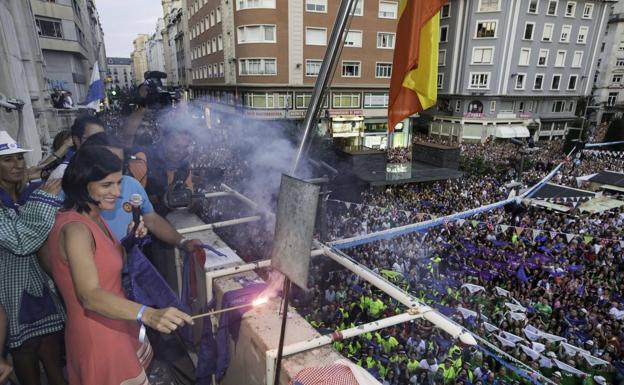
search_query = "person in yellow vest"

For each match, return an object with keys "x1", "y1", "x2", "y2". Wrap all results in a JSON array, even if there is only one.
[
  {"x1": 382, "y1": 334, "x2": 399, "y2": 353},
  {"x1": 368, "y1": 295, "x2": 387, "y2": 318}
]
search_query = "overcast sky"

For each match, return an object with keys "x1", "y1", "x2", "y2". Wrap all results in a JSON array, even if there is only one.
[{"x1": 97, "y1": 0, "x2": 162, "y2": 58}]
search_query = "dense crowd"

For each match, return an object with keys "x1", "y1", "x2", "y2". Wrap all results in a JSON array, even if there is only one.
[{"x1": 294, "y1": 136, "x2": 624, "y2": 384}]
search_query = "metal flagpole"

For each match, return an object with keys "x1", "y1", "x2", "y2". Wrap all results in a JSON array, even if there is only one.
[
  {"x1": 272, "y1": 2, "x2": 359, "y2": 384},
  {"x1": 291, "y1": 0, "x2": 359, "y2": 175}
]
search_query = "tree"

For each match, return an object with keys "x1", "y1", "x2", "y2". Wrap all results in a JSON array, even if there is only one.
[{"x1": 602, "y1": 118, "x2": 624, "y2": 151}]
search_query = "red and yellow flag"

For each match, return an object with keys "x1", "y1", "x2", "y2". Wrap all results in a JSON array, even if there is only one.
[{"x1": 387, "y1": 0, "x2": 447, "y2": 133}]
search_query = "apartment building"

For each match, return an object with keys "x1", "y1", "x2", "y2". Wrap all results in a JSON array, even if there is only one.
[
  {"x1": 431, "y1": 0, "x2": 613, "y2": 142},
  {"x1": 106, "y1": 57, "x2": 133, "y2": 90},
  {"x1": 186, "y1": 0, "x2": 409, "y2": 148},
  {"x1": 31, "y1": 0, "x2": 108, "y2": 101},
  {"x1": 147, "y1": 18, "x2": 167, "y2": 84},
  {"x1": 131, "y1": 34, "x2": 149, "y2": 84},
  {"x1": 593, "y1": 1, "x2": 624, "y2": 124}
]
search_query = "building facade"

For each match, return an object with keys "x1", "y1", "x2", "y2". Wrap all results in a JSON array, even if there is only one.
[
  {"x1": 131, "y1": 34, "x2": 149, "y2": 84},
  {"x1": 106, "y1": 57, "x2": 133, "y2": 90},
  {"x1": 186, "y1": 0, "x2": 409, "y2": 148},
  {"x1": 31, "y1": 0, "x2": 107, "y2": 102},
  {"x1": 431, "y1": 0, "x2": 612, "y2": 142},
  {"x1": 593, "y1": 1, "x2": 624, "y2": 124},
  {"x1": 147, "y1": 18, "x2": 167, "y2": 84}
]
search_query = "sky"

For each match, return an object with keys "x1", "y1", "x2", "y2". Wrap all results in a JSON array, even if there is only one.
[{"x1": 97, "y1": 0, "x2": 163, "y2": 58}]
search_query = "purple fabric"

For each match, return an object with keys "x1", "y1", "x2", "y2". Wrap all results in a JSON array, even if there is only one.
[
  {"x1": 516, "y1": 265, "x2": 529, "y2": 284},
  {"x1": 216, "y1": 283, "x2": 268, "y2": 381}
]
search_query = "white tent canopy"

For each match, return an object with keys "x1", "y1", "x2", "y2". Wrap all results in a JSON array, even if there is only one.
[{"x1": 495, "y1": 126, "x2": 530, "y2": 139}]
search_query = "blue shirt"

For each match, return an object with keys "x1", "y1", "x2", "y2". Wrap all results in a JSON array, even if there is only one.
[{"x1": 102, "y1": 176, "x2": 154, "y2": 241}]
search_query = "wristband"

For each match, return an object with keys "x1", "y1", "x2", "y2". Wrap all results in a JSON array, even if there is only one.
[
  {"x1": 177, "y1": 237, "x2": 188, "y2": 249},
  {"x1": 136, "y1": 305, "x2": 147, "y2": 343}
]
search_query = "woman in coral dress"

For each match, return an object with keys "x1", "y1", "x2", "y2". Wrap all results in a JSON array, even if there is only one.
[{"x1": 46, "y1": 146, "x2": 192, "y2": 385}]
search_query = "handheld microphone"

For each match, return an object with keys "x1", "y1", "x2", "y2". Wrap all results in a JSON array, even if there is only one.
[{"x1": 129, "y1": 193, "x2": 143, "y2": 235}]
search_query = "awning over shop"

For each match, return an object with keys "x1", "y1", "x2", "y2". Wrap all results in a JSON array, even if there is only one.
[
  {"x1": 494, "y1": 125, "x2": 530, "y2": 139},
  {"x1": 531, "y1": 183, "x2": 596, "y2": 202}
]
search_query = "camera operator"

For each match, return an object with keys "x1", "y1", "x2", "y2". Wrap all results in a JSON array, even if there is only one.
[{"x1": 127, "y1": 124, "x2": 194, "y2": 217}]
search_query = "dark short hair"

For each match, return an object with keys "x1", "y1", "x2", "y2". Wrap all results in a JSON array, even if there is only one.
[
  {"x1": 81, "y1": 132, "x2": 124, "y2": 150},
  {"x1": 62, "y1": 146, "x2": 122, "y2": 213},
  {"x1": 70, "y1": 116, "x2": 105, "y2": 139}
]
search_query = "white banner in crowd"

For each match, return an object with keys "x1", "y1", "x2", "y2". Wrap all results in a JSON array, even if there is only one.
[
  {"x1": 461, "y1": 283, "x2": 485, "y2": 294},
  {"x1": 519, "y1": 344, "x2": 540, "y2": 360},
  {"x1": 505, "y1": 302, "x2": 526, "y2": 313},
  {"x1": 494, "y1": 286, "x2": 510, "y2": 297}
]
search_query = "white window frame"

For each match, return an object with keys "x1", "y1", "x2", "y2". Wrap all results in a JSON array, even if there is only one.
[
  {"x1": 547, "y1": 0, "x2": 557, "y2": 16},
  {"x1": 305, "y1": 0, "x2": 327, "y2": 13},
  {"x1": 437, "y1": 73, "x2": 444, "y2": 89},
  {"x1": 537, "y1": 49, "x2": 549, "y2": 67},
  {"x1": 218, "y1": 34, "x2": 223, "y2": 50},
  {"x1": 439, "y1": 49, "x2": 446, "y2": 66},
  {"x1": 441, "y1": 4, "x2": 451, "y2": 19},
  {"x1": 616, "y1": 59, "x2": 624, "y2": 67},
  {"x1": 238, "y1": 57, "x2": 277, "y2": 76},
  {"x1": 440, "y1": 25, "x2": 449, "y2": 42},
  {"x1": 551, "y1": 74, "x2": 561, "y2": 90},
  {"x1": 577, "y1": 26, "x2": 588, "y2": 44},
  {"x1": 468, "y1": 72, "x2": 491, "y2": 89},
  {"x1": 490, "y1": 101, "x2": 496, "y2": 112},
  {"x1": 560, "y1": 25, "x2": 571, "y2": 43},
  {"x1": 567, "y1": 74, "x2": 578, "y2": 90},
  {"x1": 518, "y1": 48, "x2": 531, "y2": 66},
  {"x1": 363, "y1": 92, "x2": 389, "y2": 108},
  {"x1": 582, "y1": 3, "x2": 593, "y2": 19},
  {"x1": 515, "y1": 73, "x2": 527, "y2": 90},
  {"x1": 542, "y1": 23, "x2": 554, "y2": 42},
  {"x1": 378, "y1": 1, "x2": 398, "y2": 19},
  {"x1": 533, "y1": 73, "x2": 545, "y2": 90},
  {"x1": 477, "y1": 0, "x2": 500, "y2": 12},
  {"x1": 237, "y1": 0, "x2": 276, "y2": 11},
  {"x1": 341, "y1": 61, "x2": 361, "y2": 77},
  {"x1": 344, "y1": 30, "x2": 363, "y2": 47},
  {"x1": 554, "y1": 50, "x2": 566, "y2": 67},
  {"x1": 375, "y1": 62, "x2": 392, "y2": 78},
  {"x1": 552, "y1": 100, "x2": 565, "y2": 113},
  {"x1": 332, "y1": 92, "x2": 361, "y2": 108},
  {"x1": 210, "y1": 11, "x2": 215, "y2": 26},
  {"x1": 376, "y1": 32, "x2": 395, "y2": 49},
  {"x1": 527, "y1": 0, "x2": 539, "y2": 14},
  {"x1": 354, "y1": 0, "x2": 364, "y2": 16},
  {"x1": 565, "y1": 1, "x2": 576, "y2": 17},
  {"x1": 305, "y1": 27, "x2": 327, "y2": 46},
  {"x1": 475, "y1": 20, "x2": 497, "y2": 39},
  {"x1": 305, "y1": 59, "x2": 322, "y2": 77},
  {"x1": 237, "y1": 24, "x2": 277, "y2": 44},
  {"x1": 612, "y1": 74, "x2": 623, "y2": 83},
  {"x1": 216, "y1": 7, "x2": 222, "y2": 23},
  {"x1": 471, "y1": 46, "x2": 495, "y2": 65},
  {"x1": 523, "y1": 22, "x2": 535, "y2": 40}
]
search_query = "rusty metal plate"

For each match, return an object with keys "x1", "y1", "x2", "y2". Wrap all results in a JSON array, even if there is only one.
[{"x1": 270, "y1": 174, "x2": 320, "y2": 289}]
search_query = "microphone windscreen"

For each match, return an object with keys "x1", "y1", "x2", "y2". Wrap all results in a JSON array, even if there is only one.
[{"x1": 129, "y1": 193, "x2": 143, "y2": 207}]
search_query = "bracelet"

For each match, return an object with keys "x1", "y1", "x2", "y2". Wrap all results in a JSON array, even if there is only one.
[
  {"x1": 136, "y1": 305, "x2": 147, "y2": 324},
  {"x1": 177, "y1": 237, "x2": 188, "y2": 249}
]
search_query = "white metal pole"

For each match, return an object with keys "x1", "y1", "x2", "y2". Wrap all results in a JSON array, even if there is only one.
[
  {"x1": 177, "y1": 215, "x2": 262, "y2": 235},
  {"x1": 265, "y1": 312, "x2": 424, "y2": 385}
]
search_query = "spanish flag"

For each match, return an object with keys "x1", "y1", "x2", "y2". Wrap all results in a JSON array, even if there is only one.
[{"x1": 387, "y1": 0, "x2": 448, "y2": 133}]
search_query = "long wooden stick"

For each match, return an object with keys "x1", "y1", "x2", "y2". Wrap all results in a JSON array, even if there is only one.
[{"x1": 191, "y1": 303, "x2": 253, "y2": 320}]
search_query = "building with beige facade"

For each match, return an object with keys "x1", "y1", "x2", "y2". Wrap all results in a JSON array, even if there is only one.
[{"x1": 131, "y1": 34, "x2": 149, "y2": 84}]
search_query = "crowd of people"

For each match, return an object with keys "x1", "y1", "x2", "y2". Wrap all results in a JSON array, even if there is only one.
[{"x1": 295, "y1": 137, "x2": 624, "y2": 384}]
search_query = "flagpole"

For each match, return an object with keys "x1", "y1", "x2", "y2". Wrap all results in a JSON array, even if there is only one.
[
  {"x1": 291, "y1": 0, "x2": 359, "y2": 175},
  {"x1": 272, "y1": 3, "x2": 359, "y2": 385}
]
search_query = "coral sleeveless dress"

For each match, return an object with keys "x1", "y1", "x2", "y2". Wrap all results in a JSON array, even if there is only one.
[{"x1": 47, "y1": 210, "x2": 152, "y2": 385}]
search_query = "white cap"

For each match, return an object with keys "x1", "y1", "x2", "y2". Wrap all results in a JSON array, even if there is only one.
[
  {"x1": 0, "y1": 131, "x2": 31, "y2": 156},
  {"x1": 553, "y1": 371, "x2": 562, "y2": 378}
]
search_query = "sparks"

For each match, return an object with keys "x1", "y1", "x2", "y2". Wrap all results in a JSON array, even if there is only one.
[{"x1": 252, "y1": 297, "x2": 268, "y2": 307}]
